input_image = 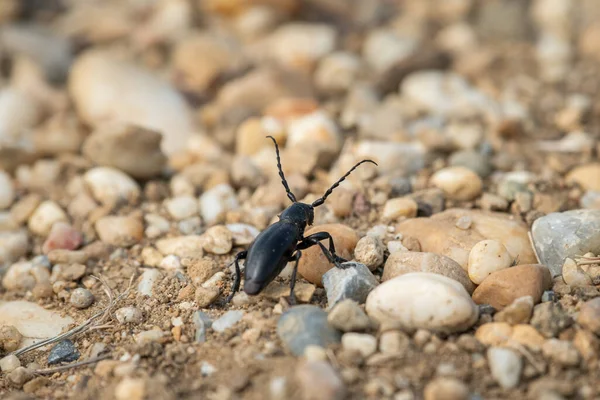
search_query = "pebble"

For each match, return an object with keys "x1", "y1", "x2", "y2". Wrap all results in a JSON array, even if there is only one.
[
  {"x1": 70, "y1": 288, "x2": 94, "y2": 309},
  {"x1": 277, "y1": 305, "x2": 342, "y2": 356},
  {"x1": 41, "y1": 222, "x2": 83, "y2": 254},
  {"x1": 82, "y1": 123, "x2": 166, "y2": 179},
  {"x1": 0, "y1": 230, "x2": 29, "y2": 265},
  {"x1": 565, "y1": 163, "x2": 600, "y2": 191},
  {"x1": 531, "y1": 209, "x2": 600, "y2": 276},
  {"x1": 135, "y1": 329, "x2": 165, "y2": 344},
  {"x1": 382, "y1": 251, "x2": 475, "y2": 294},
  {"x1": 202, "y1": 225, "x2": 233, "y2": 255},
  {"x1": 530, "y1": 302, "x2": 573, "y2": 338},
  {"x1": 430, "y1": 166, "x2": 483, "y2": 201},
  {"x1": 261, "y1": 281, "x2": 316, "y2": 303},
  {"x1": 0, "y1": 170, "x2": 15, "y2": 209},
  {"x1": 195, "y1": 285, "x2": 219, "y2": 307},
  {"x1": 423, "y1": 377, "x2": 469, "y2": 400},
  {"x1": 156, "y1": 235, "x2": 204, "y2": 258},
  {"x1": 137, "y1": 269, "x2": 162, "y2": 297},
  {"x1": 48, "y1": 339, "x2": 80, "y2": 365},
  {"x1": 199, "y1": 183, "x2": 239, "y2": 225},
  {"x1": 298, "y1": 224, "x2": 359, "y2": 286},
  {"x1": 494, "y1": 296, "x2": 534, "y2": 325},
  {"x1": 165, "y1": 196, "x2": 198, "y2": 221},
  {"x1": 69, "y1": 50, "x2": 195, "y2": 155},
  {"x1": 366, "y1": 273, "x2": 478, "y2": 333},
  {"x1": 322, "y1": 262, "x2": 379, "y2": 308},
  {"x1": 115, "y1": 377, "x2": 145, "y2": 400},
  {"x1": 577, "y1": 298, "x2": 600, "y2": 335},
  {"x1": 159, "y1": 254, "x2": 181, "y2": 270},
  {"x1": 27, "y1": 201, "x2": 68, "y2": 236},
  {"x1": 0, "y1": 325, "x2": 23, "y2": 353},
  {"x1": 561, "y1": 258, "x2": 592, "y2": 286},
  {"x1": 472, "y1": 265, "x2": 553, "y2": 310},
  {"x1": 286, "y1": 111, "x2": 342, "y2": 166},
  {"x1": 303, "y1": 345, "x2": 328, "y2": 362},
  {"x1": 295, "y1": 360, "x2": 346, "y2": 400},
  {"x1": 467, "y1": 240, "x2": 512, "y2": 284},
  {"x1": 363, "y1": 29, "x2": 417, "y2": 73},
  {"x1": 314, "y1": 52, "x2": 361, "y2": 94},
  {"x1": 2, "y1": 261, "x2": 49, "y2": 291},
  {"x1": 212, "y1": 310, "x2": 244, "y2": 332},
  {"x1": 0, "y1": 354, "x2": 21, "y2": 372},
  {"x1": 510, "y1": 324, "x2": 546, "y2": 351},
  {"x1": 396, "y1": 209, "x2": 536, "y2": 270},
  {"x1": 95, "y1": 216, "x2": 144, "y2": 247},
  {"x1": 193, "y1": 311, "x2": 212, "y2": 343},
  {"x1": 115, "y1": 307, "x2": 143, "y2": 324},
  {"x1": 353, "y1": 235, "x2": 385, "y2": 270},
  {"x1": 327, "y1": 299, "x2": 372, "y2": 332},
  {"x1": 475, "y1": 322, "x2": 513, "y2": 346},
  {"x1": 83, "y1": 167, "x2": 140, "y2": 207},
  {"x1": 342, "y1": 333, "x2": 377, "y2": 358},
  {"x1": 352, "y1": 140, "x2": 425, "y2": 175},
  {"x1": 382, "y1": 198, "x2": 418, "y2": 221},
  {"x1": 226, "y1": 223, "x2": 260, "y2": 246},
  {"x1": 7, "y1": 366, "x2": 34, "y2": 388},
  {"x1": 379, "y1": 330, "x2": 410, "y2": 354},
  {"x1": 449, "y1": 150, "x2": 492, "y2": 178},
  {"x1": 542, "y1": 339, "x2": 580, "y2": 367},
  {"x1": 487, "y1": 347, "x2": 522, "y2": 389}
]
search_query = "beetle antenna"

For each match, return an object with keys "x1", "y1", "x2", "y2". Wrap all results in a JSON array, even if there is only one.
[
  {"x1": 312, "y1": 160, "x2": 377, "y2": 207},
  {"x1": 266, "y1": 136, "x2": 297, "y2": 203}
]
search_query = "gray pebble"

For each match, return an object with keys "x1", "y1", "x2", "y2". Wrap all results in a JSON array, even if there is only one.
[
  {"x1": 322, "y1": 262, "x2": 378, "y2": 308},
  {"x1": 212, "y1": 310, "x2": 244, "y2": 333},
  {"x1": 193, "y1": 311, "x2": 212, "y2": 343},
  {"x1": 69, "y1": 288, "x2": 94, "y2": 309},
  {"x1": 277, "y1": 305, "x2": 341, "y2": 356},
  {"x1": 48, "y1": 339, "x2": 80, "y2": 365},
  {"x1": 449, "y1": 150, "x2": 492, "y2": 178}
]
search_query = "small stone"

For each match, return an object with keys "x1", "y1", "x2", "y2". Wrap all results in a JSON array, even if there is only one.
[
  {"x1": 304, "y1": 345, "x2": 328, "y2": 362},
  {"x1": 423, "y1": 377, "x2": 469, "y2": 400},
  {"x1": 165, "y1": 196, "x2": 198, "y2": 221},
  {"x1": 314, "y1": 52, "x2": 361, "y2": 94},
  {"x1": 510, "y1": 324, "x2": 546, "y2": 351},
  {"x1": 379, "y1": 330, "x2": 410, "y2": 354},
  {"x1": 70, "y1": 288, "x2": 94, "y2": 309},
  {"x1": 115, "y1": 377, "x2": 145, "y2": 400},
  {"x1": 342, "y1": 333, "x2": 377, "y2": 357},
  {"x1": 487, "y1": 347, "x2": 522, "y2": 389},
  {"x1": 95, "y1": 216, "x2": 144, "y2": 247},
  {"x1": 566, "y1": 163, "x2": 600, "y2": 191},
  {"x1": 212, "y1": 310, "x2": 244, "y2": 332},
  {"x1": 42, "y1": 222, "x2": 83, "y2": 254},
  {"x1": 7, "y1": 366, "x2": 33, "y2": 388},
  {"x1": 366, "y1": 273, "x2": 478, "y2": 334},
  {"x1": 135, "y1": 329, "x2": 165, "y2": 344},
  {"x1": 83, "y1": 167, "x2": 141, "y2": 207},
  {"x1": 0, "y1": 230, "x2": 29, "y2": 265},
  {"x1": 530, "y1": 302, "x2": 573, "y2": 338},
  {"x1": 115, "y1": 307, "x2": 143, "y2": 324},
  {"x1": 277, "y1": 305, "x2": 342, "y2": 356},
  {"x1": 270, "y1": 376, "x2": 288, "y2": 400},
  {"x1": 573, "y1": 329, "x2": 599, "y2": 363},
  {"x1": 23, "y1": 376, "x2": 49, "y2": 393},
  {"x1": 195, "y1": 286, "x2": 220, "y2": 307},
  {"x1": 200, "y1": 362, "x2": 216, "y2": 377},
  {"x1": 0, "y1": 325, "x2": 22, "y2": 353},
  {"x1": 449, "y1": 150, "x2": 492, "y2": 178},
  {"x1": 494, "y1": 296, "x2": 534, "y2": 325},
  {"x1": 28, "y1": 201, "x2": 68, "y2": 236},
  {"x1": 455, "y1": 215, "x2": 472, "y2": 230},
  {"x1": 542, "y1": 339, "x2": 580, "y2": 367},
  {"x1": 2, "y1": 261, "x2": 50, "y2": 291},
  {"x1": 185, "y1": 257, "x2": 220, "y2": 286},
  {"x1": 137, "y1": 269, "x2": 162, "y2": 296},
  {"x1": 430, "y1": 166, "x2": 482, "y2": 201},
  {"x1": 296, "y1": 360, "x2": 346, "y2": 400},
  {"x1": 199, "y1": 183, "x2": 239, "y2": 225},
  {"x1": 577, "y1": 298, "x2": 600, "y2": 335},
  {"x1": 226, "y1": 223, "x2": 260, "y2": 246},
  {"x1": 159, "y1": 254, "x2": 181, "y2": 270},
  {"x1": 382, "y1": 198, "x2": 418, "y2": 221},
  {"x1": 0, "y1": 170, "x2": 15, "y2": 209},
  {"x1": 475, "y1": 322, "x2": 513, "y2": 346},
  {"x1": 48, "y1": 339, "x2": 80, "y2": 365},
  {"x1": 322, "y1": 262, "x2": 379, "y2": 308},
  {"x1": 156, "y1": 235, "x2": 204, "y2": 258},
  {"x1": 561, "y1": 258, "x2": 592, "y2": 286},
  {"x1": 193, "y1": 311, "x2": 212, "y2": 343},
  {"x1": 202, "y1": 225, "x2": 233, "y2": 255},
  {"x1": 261, "y1": 281, "x2": 316, "y2": 303},
  {"x1": 353, "y1": 236, "x2": 385, "y2": 270},
  {"x1": 327, "y1": 299, "x2": 372, "y2": 332},
  {"x1": 0, "y1": 355, "x2": 21, "y2": 372},
  {"x1": 467, "y1": 240, "x2": 512, "y2": 285},
  {"x1": 472, "y1": 265, "x2": 552, "y2": 310},
  {"x1": 141, "y1": 247, "x2": 163, "y2": 267}
]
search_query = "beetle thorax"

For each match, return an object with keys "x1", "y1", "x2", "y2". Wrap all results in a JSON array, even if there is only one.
[{"x1": 279, "y1": 202, "x2": 314, "y2": 230}]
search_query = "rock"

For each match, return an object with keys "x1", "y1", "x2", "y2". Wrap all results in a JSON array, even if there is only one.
[
  {"x1": 381, "y1": 198, "x2": 418, "y2": 221},
  {"x1": 530, "y1": 302, "x2": 573, "y2": 338},
  {"x1": 475, "y1": 322, "x2": 513, "y2": 346},
  {"x1": 562, "y1": 258, "x2": 592, "y2": 286},
  {"x1": 0, "y1": 230, "x2": 28, "y2": 265},
  {"x1": 135, "y1": 329, "x2": 165, "y2": 344},
  {"x1": 423, "y1": 377, "x2": 469, "y2": 400},
  {"x1": 379, "y1": 330, "x2": 410, "y2": 354},
  {"x1": 95, "y1": 216, "x2": 143, "y2": 247},
  {"x1": 0, "y1": 325, "x2": 22, "y2": 352},
  {"x1": 184, "y1": 257, "x2": 219, "y2": 286},
  {"x1": 467, "y1": 240, "x2": 513, "y2": 284},
  {"x1": 195, "y1": 286, "x2": 221, "y2": 308},
  {"x1": 0, "y1": 170, "x2": 15, "y2": 209},
  {"x1": 303, "y1": 345, "x2": 328, "y2": 362},
  {"x1": 573, "y1": 329, "x2": 599, "y2": 363},
  {"x1": 226, "y1": 223, "x2": 260, "y2": 246},
  {"x1": 41, "y1": 222, "x2": 83, "y2": 254},
  {"x1": 314, "y1": 52, "x2": 361, "y2": 94},
  {"x1": 430, "y1": 166, "x2": 482, "y2": 201},
  {"x1": 449, "y1": 150, "x2": 492, "y2": 178},
  {"x1": 69, "y1": 50, "x2": 195, "y2": 155},
  {"x1": 472, "y1": 265, "x2": 553, "y2": 310},
  {"x1": 193, "y1": 311, "x2": 212, "y2": 343},
  {"x1": 82, "y1": 123, "x2": 166, "y2": 178},
  {"x1": 0, "y1": 354, "x2": 21, "y2": 372},
  {"x1": 212, "y1": 310, "x2": 244, "y2": 332},
  {"x1": 322, "y1": 262, "x2": 378, "y2": 308},
  {"x1": 366, "y1": 273, "x2": 478, "y2": 334},
  {"x1": 28, "y1": 201, "x2": 68, "y2": 236},
  {"x1": 2, "y1": 261, "x2": 49, "y2": 291},
  {"x1": 396, "y1": 209, "x2": 536, "y2": 270},
  {"x1": 577, "y1": 298, "x2": 600, "y2": 335},
  {"x1": 494, "y1": 296, "x2": 534, "y2": 325},
  {"x1": 566, "y1": 163, "x2": 600, "y2": 191},
  {"x1": 286, "y1": 111, "x2": 342, "y2": 167},
  {"x1": 199, "y1": 183, "x2": 239, "y2": 225},
  {"x1": 382, "y1": 251, "x2": 475, "y2": 294},
  {"x1": 261, "y1": 281, "x2": 316, "y2": 303},
  {"x1": 164, "y1": 196, "x2": 198, "y2": 221},
  {"x1": 48, "y1": 339, "x2": 80, "y2": 365},
  {"x1": 277, "y1": 305, "x2": 342, "y2": 356},
  {"x1": 7, "y1": 366, "x2": 34, "y2": 388},
  {"x1": 531, "y1": 210, "x2": 600, "y2": 276},
  {"x1": 159, "y1": 254, "x2": 181, "y2": 270},
  {"x1": 298, "y1": 224, "x2": 359, "y2": 286},
  {"x1": 70, "y1": 288, "x2": 94, "y2": 309},
  {"x1": 510, "y1": 324, "x2": 546, "y2": 351},
  {"x1": 115, "y1": 307, "x2": 143, "y2": 324},
  {"x1": 353, "y1": 236, "x2": 385, "y2": 270},
  {"x1": 83, "y1": 167, "x2": 141, "y2": 207},
  {"x1": 363, "y1": 29, "x2": 417, "y2": 73},
  {"x1": 327, "y1": 299, "x2": 372, "y2": 332},
  {"x1": 542, "y1": 339, "x2": 580, "y2": 367},
  {"x1": 115, "y1": 377, "x2": 145, "y2": 400},
  {"x1": 341, "y1": 333, "x2": 377, "y2": 357},
  {"x1": 138, "y1": 269, "x2": 162, "y2": 297},
  {"x1": 202, "y1": 225, "x2": 233, "y2": 255},
  {"x1": 352, "y1": 140, "x2": 425, "y2": 175},
  {"x1": 487, "y1": 347, "x2": 522, "y2": 389},
  {"x1": 156, "y1": 235, "x2": 204, "y2": 258},
  {"x1": 296, "y1": 360, "x2": 346, "y2": 400}
]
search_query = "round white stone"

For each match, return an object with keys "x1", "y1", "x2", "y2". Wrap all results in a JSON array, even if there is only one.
[{"x1": 467, "y1": 239, "x2": 513, "y2": 284}]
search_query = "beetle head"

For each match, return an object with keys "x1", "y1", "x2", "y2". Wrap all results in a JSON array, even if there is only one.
[{"x1": 279, "y1": 202, "x2": 314, "y2": 230}]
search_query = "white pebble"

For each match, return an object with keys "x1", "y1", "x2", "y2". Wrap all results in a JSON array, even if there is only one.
[
  {"x1": 468, "y1": 240, "x2": 512, "y2": 284},
  {"x1": 354, "y1": 236, "x2": 384, "y2": 270},
  {"x1": 164, "y1": 196, "x2": 198, "y2": 220},
  {"x1": 226, "y1": 223, "x2": 259, "y2": 246},
  {"x1": 202, "y1": 225, "x2": 233, "y2": 255},
  {"x1": 212, "y1": 310, "x2": 244, "y2": 332},
  {"x1": 286, "y1": 111, "x2": 341, "y2": 160},
  {"x1": 562, "y1": 258, "x2": 592, "y2": 287},
  {"x1": 387, "y1": 240, "x2": 408, "y2": 254},
  {"x1": 0, "y1": 355, "x2": 21, "y2": 372},
  {"x1": 431, "y1": 166, "x2": 482, "y2": 201},
  {"x1": 382, "y1": 198, "x2": 418, "y2": 221},
  {"x1": 341, "y1": 333, "x2": 377, "y2": 357},
  {"x1": 159, "y1": 254, "x2": 182, "y2": 270},
  {"x1": 487, "y1": 347, "x2": 522, "y2": 389},
  {"x1": 84, "y1": 167, "x2": 140, "y2": 206},
  {"x1": 28, "y1": 201, "x2": 68, "y2": 236},
  {"x1": 138, "y1": 269, "x2": 162, "y2": 297},
  {"x1": 116, "y1": 307, "x2": 143, "y2": 324},
  {"x1": 199, "y1": 184, "x2": 239, "y2": 225}
]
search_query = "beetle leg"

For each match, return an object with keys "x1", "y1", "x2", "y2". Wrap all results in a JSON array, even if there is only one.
[
  {"x1": 287, "y1": 250, "x2": 302, "y2": 305},
  {"x1": 226, "y1": 250, "x2": 247, "y2": 303},
  {"x1": 299, "y1": 232, "x2": 348, "y2": 269}
]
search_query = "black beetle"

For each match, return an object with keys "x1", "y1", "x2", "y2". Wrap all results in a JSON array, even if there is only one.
[{"x1": 226, "y1": 136, "x2": 377, "y2": 303}]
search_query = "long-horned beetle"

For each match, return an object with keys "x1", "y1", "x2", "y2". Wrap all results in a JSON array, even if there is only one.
[{"x1": 226, "y1": 136, "x2": 377, "y2": 304}]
